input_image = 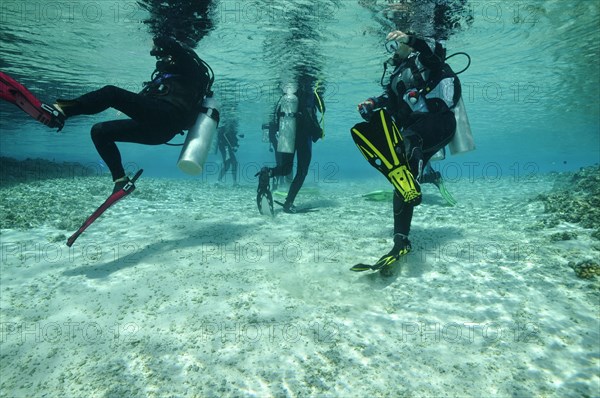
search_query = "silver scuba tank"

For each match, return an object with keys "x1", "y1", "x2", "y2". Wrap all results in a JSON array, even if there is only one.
[
  {"x1": 448, "y1": 97, "x2": 475, "y2": 155},
  {"x1": 277, "y1": 87, "x2": 298, "y2": 154},
  {"x1": 261, "y1": 123, "x2": 270, "y2": 143},
  {"x1": 177, "y1": 95, "x2": 220, "y2": 175}
]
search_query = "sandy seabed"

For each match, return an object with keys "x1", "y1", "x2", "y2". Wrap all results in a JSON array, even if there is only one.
[{"x1": 0, "y1": 172, "x2": 599, "y2": 398}]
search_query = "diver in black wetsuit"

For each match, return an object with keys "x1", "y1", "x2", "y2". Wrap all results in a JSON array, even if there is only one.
[
  {"x1": 217, "y1": 120, "x2": 241, "y2": 185},
  {"x1": 53, "y1": 36, "x2": 211, "y2": 193},
  {"x1": 353, "y1": 30, "x2": 460, "y2": 272},
  {"x1": 257, "y1": 80, "x2": 324, "y2": 214}
]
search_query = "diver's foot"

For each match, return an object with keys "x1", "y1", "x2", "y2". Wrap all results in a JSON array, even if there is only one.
[
  {"x1": 421, "y1": 170, "x2": 442, "y2": 185},
  {"x1": 42, "y1": 103, "x2": 66, "y2": 131},
  {"x1": 375, "y1": 233, "x2": 412, "y2": 273},
  {"x1": 282, "y1": 202, "x2": 297, "y2": 214},
  {"x1": 54, "y1": 99, "x2": 80, "y2": 116},
  {"x1": 52, "y1": 103, "x2": 66, "y2": 117},
  {"x1": 112, "y1": 176, "x2": 133, "y2": 195}
]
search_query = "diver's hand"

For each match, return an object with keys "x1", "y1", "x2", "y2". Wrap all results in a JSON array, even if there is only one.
[
  {"x1": 386, "y1": 31, "x2": 410, "y2": 43},
  {"x1": 357, "y1": 99, "x2": 375, "y2": 121}
]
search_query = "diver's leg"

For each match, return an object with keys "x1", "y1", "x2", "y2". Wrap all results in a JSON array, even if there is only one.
[
  {"x1": 393, "y1": 191, "x2": 414, "y2": 239},
  {"x1": 351, "y1": 109, "x2": 421, "y2": 204},
  {"x1": 90, "y1": 119, "x2": 176, "y2": 182},
  {"x1": 270, "y1": 153, "x2": 294, "y2": 177},
  {"x1": 284, "y1": 132, "x2": 312, "y2": 211},
  {"x1": 218, "y1": 146, "x2": 228, "y2": 182},
  {"x1": 230, "y1": 150, "x2": 238, "y2": 184},
  {"x1": 374, "y1": 192, "x2": 413, "y2": 274},
  {"x1": 57, "y1": 85, "x2": 179, "y2": 126},
  {"x1": 402, "y1": 112, "x2": 456, "y2": 180},
  {"x1": 407, "y1": 112, "x2": 456, "y2": 156}
]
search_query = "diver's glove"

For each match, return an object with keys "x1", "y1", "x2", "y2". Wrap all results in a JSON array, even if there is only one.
[{"x1": 357, "y1": 99, "x2": 375, "y2": 121}]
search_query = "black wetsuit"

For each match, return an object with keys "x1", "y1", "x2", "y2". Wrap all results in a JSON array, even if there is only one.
[
  {"x1": 217, "y1": 122, "x2": 239, "y2": 183},
  {"x1": 58, "y1": 38, "x2": 209, "y2": 181},
  {"x1": 371, "y1": 36, "x2": 460, "y2": 237}
]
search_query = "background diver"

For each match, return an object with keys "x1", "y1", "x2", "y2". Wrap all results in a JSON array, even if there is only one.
[
  {"x1": 351, "y1": 30, "x2": 463, "y2": 274},
  {"x1": 51, "y1": 36, "x2": 213, "y2": 195},
  {"x1": 216, "y1": 119, "x2": 242, "y2": 185},
  {"x1": 256, "y1": 77, "x2": 325, "y2": 214}
]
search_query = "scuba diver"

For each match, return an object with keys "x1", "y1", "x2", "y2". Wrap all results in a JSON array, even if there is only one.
[
  {"x1": 217, "y1": 120, "x2": 241, "y2": 185},
  {"x1": 350, "y1": 30, "x2": 463, "y2": 274},
  {"x1": 256, "y1": 79, "x2": 325, "y2": 214},
  {"x1": 51, "y1": 35, "x2": 213, "y2": 194}
]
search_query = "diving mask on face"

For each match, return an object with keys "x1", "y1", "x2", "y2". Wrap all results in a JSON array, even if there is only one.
[{"x1": 385, "y1": 40, "x2": 400, "y2": 53}]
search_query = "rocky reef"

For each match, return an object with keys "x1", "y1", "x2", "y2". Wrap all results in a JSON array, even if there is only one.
[
  {"x1": 0, "y1": 157, "x2": 112, "y2": 230},
  {"x1": 569, "y1": 260, "x2": 600, "y2": 280},
  {"x1": 534, "y1": 165, "x2": 600, "y2": 240}
]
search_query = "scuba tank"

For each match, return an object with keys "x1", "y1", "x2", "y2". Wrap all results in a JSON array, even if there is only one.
[
  {"x1": 448, "y1": 97, "x2": 475, "y2": 155},
  {"x1": 277, "y1": 83, "x2": 298, "y2": 154},
  {"x1": 171, "y1": 48, "x2": 220, "y2": 175},
  {"x1": 261, "y1": 123, "x2": 270, "y2": 143},
  {"x1": 177, "y1": 94, "x2": 220, "y2": 175},
  {"x1": 444, "y1": 52, "x2": 475, "y2": 155}
]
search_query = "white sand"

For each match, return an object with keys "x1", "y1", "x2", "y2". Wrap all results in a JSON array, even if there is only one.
[{"x1": 1, "y1": 174, "x2": 599, "y2": 397}]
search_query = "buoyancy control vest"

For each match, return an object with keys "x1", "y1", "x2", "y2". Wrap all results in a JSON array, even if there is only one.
[
  {"x1": 387, "y1": 44, "x2": 474, "y2": 155},
  {"x1": 389, "y1": 53, "x2": 461, "y2": 122}
]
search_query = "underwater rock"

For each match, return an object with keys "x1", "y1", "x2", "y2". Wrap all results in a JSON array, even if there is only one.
[
  {"x1": 534, "y1": 165, "x2": 600, "y2": 239},
  {"x1": 0, "y1": 158, "x2": 117, "y2": 230},
  {"x1": 550, "y1": 231, "x2": 578, "y2": 242},
  {"x1": 0, "y1": 156, "x2": 103, "y2": 187},
  {"x1": 569, "y1": 260, "x2": 600, "y2": 280}
]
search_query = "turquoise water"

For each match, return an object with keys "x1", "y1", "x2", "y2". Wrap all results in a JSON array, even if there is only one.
[
  {"x1": 1, "y1": 2, "x2": 600, "y2": 397},
  {"x1": 0, "y1": 0, "x2": 598, "y2": 181}
]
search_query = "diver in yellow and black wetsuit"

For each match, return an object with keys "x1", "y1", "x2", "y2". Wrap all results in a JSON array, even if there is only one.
[{"x1": 350, "y1": 30, "x2": 462, "y2": 274}]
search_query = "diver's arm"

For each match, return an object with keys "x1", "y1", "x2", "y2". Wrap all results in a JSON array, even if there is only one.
[
  {"x1": 360, "y1": 94, "x2": 388, "y2": 110},
  {"x1": 357, "y1": 94, "x2": 389, "y2": 120}
]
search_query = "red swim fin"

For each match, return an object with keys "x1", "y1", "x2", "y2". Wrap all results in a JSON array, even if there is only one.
[
  {"x1": 66, "y1": 169, "x2": 144, "y2": 247},
  {"x1": 0, "y1": 71, "x2": 65, "y2": 131}
]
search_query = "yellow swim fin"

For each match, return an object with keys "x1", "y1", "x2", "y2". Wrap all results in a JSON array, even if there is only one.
[{"x1": 351, "y1": 110, "x2": 421, "y2": 205}]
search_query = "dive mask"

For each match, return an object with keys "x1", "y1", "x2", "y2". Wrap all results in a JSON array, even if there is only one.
[{"x1": 385, "y1": 40, "x2": 400, "y2": 53}]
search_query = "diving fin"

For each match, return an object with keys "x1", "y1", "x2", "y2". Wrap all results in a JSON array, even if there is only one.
[
  {"x1": 351, "y1": 109, "x2": 421, "y2": 205},
  {"x1": 421, "y1": 167, "x2": 457, "y2": 206},
  {"x1": 66, "y1": 169, "x2": 143, "y2": 247},
  {"x1": 274, "y1": 200, "x2": 318, "y2": 214},
  {"x1": 434, "y1": 178, "x2": 457, "y2": 206},
  {"x1": 362, "y1": 190, "x2": 394, "y2": 202},
  {"x1": 0, "y1": 71, "x2": 65, "y2": 131}
]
